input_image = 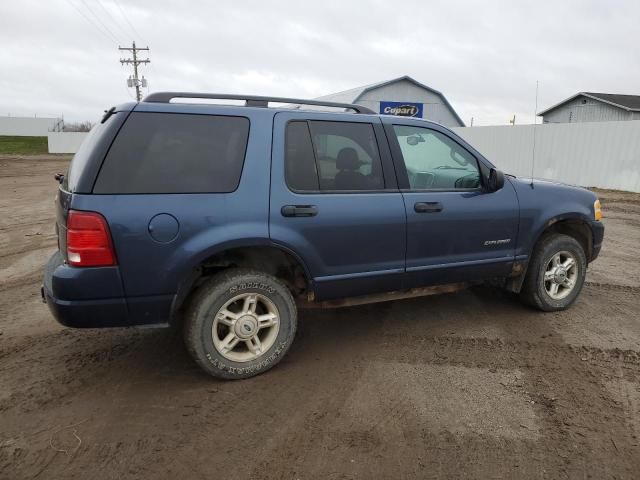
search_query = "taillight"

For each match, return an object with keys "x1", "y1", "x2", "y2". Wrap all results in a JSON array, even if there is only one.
[{"x1": 66, "y1": 210, "x2": 117, "y2": 267}]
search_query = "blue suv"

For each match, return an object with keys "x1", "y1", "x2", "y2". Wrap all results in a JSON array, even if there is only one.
[{"x1": 43, "y1": 93, "x2": 605, "y2": 379}]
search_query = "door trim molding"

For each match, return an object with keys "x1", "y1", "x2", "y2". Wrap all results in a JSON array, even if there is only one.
[
  {"x1": 314, "y1": 267, "x2": 405, "y2": 283},
  {"x1": 406, "y1": 256, "x2": 514, "y2": 273}
]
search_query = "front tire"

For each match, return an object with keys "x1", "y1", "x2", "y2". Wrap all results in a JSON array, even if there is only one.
[
  {"x1": 184, "y1": 269, "x2": 297, "y2": 380},
  {"x1": 519, "y1": 233, "x2": 587, "y2": 311}
]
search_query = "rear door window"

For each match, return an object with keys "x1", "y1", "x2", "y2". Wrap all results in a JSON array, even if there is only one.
[
  {"x1": 284, "y1": 120, "x2": 384, "y2": 192},
  {"x1": 94, "y1": 112, "x2": 249, "y2": 194}
]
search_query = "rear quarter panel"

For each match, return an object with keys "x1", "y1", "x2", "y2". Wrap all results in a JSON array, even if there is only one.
[{"x1": 72, "y1": 105, "x2": 276, "y2": 299}]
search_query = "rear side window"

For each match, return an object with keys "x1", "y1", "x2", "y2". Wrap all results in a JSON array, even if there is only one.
[
  {"x1": 285, "y1": 120, "x2": 384, "y2": 192},
  {"x1": 94, "y1": 112, "x2": 249, "y2": 194},
  {"x1": 65, "y1": 114, "x2": 116, "y2": 192}
]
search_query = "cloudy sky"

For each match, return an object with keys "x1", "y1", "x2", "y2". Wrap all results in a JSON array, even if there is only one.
[{"x1": 1, "y1": 0, "x2": 637, "y2": 125}]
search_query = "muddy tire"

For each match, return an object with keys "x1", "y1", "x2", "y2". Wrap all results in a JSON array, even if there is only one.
[
  {"x1": 184, "y1": 269, "x2": 297, "y2": 380},
  {"x1": 519, "y1": 233, "x2": 587, "y2": 312}
]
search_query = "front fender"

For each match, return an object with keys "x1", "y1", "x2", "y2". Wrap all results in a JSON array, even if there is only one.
[{"x1": 509, "y1": 177, "x2": 598, "y2": 258}]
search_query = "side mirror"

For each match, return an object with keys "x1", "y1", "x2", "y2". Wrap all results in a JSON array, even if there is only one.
[{"x1": 486, "y1": 168, "x2": 504, "y2": 192}]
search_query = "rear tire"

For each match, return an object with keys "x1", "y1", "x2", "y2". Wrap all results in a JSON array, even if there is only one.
[
  {"x1": 184, "y1": 269, "x2": 297, "y2": 380},
  {"x1": 519, "y1": 233, "x2": 587, "y2": 311}
]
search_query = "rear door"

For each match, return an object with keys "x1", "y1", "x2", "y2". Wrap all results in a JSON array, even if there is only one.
[
  {"x1": 269, "y1": 111, "x2": 406, "y2": 300},
  {"x1": 384, "y1": 118, "x2": 519, "y2": 287}
]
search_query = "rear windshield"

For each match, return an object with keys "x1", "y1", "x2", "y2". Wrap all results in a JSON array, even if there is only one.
[{"x1": 93, "y1": 112, "x2": 250, "y2": 194}]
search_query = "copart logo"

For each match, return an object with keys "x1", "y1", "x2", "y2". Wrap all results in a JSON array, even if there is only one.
[
  {"x1": 384, "y1": 104, "x2": 419, "y2": 116},
  {"x1": 380, "y1": 101, "x2": 423, "y2": 117}
]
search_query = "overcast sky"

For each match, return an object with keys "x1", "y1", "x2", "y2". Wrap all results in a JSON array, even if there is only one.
[{"x1": 1, "y1": 0, "x2": 637, "y2": 125}]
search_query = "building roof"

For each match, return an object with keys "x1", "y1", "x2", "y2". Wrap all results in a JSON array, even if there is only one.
[
  {"x1": 315, "y1": 75, "x2": 465, "y2": 126},
  {"x1": 539, "y1": 92, "x2": 640, "y2": 116}
]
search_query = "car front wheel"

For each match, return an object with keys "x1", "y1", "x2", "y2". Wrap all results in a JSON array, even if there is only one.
[{"x1": 520, "y1": 233, "x2": 587, "y2": 311}]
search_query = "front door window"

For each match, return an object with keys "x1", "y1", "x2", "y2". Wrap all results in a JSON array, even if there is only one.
[{"x1": 392, "y1": 125, "x2": 481, "y2": 190}]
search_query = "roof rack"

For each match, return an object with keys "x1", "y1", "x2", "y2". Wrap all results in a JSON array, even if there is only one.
[{"x1": 142, "y1": 92, "x2": 375, "y2": 114}]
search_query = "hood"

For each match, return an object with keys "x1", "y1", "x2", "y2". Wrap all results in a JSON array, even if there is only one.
[{"x1": 508, "y1": 175, "x2": 595, "y2": 196}]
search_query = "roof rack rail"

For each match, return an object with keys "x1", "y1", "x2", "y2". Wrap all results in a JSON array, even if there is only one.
[{"x1": 142, "y1": 92, "x2": 376, "y2": 114}]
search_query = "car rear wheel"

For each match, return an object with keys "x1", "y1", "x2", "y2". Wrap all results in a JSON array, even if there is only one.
[
  {"x1": 184, "y1": 269, "x2": 297, "y2": 379},
  {"x1": 519, "y1": 233, "x2": 587, "y2": 311}
]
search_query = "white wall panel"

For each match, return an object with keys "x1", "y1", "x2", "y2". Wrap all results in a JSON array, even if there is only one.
[
  {"x1": 0, "y1": 116, "x2": 60, "y2": 136},
  {"x1": 47, "y1": 132, "x2": 88, "y2": 154},
  {"x1": 453, "y1": 120, "x2": 640, "y2": 192}
]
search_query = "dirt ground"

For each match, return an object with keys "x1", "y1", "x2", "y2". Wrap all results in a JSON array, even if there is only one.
[{"x1": 1, "y1": 155, "x2": 639, "y2": 479}]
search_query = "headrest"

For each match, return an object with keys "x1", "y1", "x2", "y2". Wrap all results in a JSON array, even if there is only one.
[{"x1": 336, "y1": 147, "x2": 361, "y2": 170}]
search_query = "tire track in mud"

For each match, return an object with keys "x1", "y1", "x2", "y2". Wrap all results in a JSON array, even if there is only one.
[
  {"x1": 376, "y1": 334, "x2": 640, "y2": 477},
  {"x1": 249, "y1": 333, "x2": 640, "y2": 479},
  {"x1": 0, "y1": 218, "x2": 51, "y2": 231},
  {"x1": 3, "y1": 330, "x2": 640, "y2": 479},
  {"x1": 585, "y1": 281, "x2": 640, "y2": 293}
]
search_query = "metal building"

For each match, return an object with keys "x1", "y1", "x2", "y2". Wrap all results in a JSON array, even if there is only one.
[
  {"x1": 315, "y1": 75, "x2": 465, "y2": 127},
  {"x1": 539, "y1": 92, "x2": 640, "y2": 124}
]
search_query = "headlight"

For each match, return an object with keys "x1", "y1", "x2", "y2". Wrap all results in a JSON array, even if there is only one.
[{"x1": 594, "y1": 199, "x2": 602, "y2": 221}]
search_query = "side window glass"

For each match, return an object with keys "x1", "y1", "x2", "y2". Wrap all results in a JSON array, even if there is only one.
[
  {"x1": 308, "y1": 121, "x2": 384, "y2": 191},
  {"x1": 94, "y1": 112, "x2": 249, "y2": 194},
  {"x1": 392, "y1": 125, "x2": 481, "y2": 190},
  {"x1": 285, "y1": 121, "x2": 320, "y2": 191}
]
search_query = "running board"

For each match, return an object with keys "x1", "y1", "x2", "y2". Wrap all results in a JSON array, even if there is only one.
[{"x1": 298, "y1": 282, "x2": 469, "y2": 309}]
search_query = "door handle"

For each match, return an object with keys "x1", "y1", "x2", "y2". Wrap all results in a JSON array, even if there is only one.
[
  {"x1": 414, "y1": 202, "x2": 443, "y2": 213},
  {"x1": 281, "y1": 205, "x2": 318, "y2": 217}
]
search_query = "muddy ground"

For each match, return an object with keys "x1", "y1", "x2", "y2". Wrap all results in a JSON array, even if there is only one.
[{"x1": 1, "y1": 155, "x2": 639, "y2": 479}]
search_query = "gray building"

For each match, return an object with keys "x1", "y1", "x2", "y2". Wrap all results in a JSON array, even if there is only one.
[
  {"x1": 315, "y1": 75, "x2": 465, "y2": 127},
  {"x1": 539, "y1": 92, "x2": 640, "y2": 124}
]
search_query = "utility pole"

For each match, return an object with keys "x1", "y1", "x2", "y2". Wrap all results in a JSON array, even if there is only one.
[{"x1": 119, "y1": 42, "x2": 150, "y2": 101}]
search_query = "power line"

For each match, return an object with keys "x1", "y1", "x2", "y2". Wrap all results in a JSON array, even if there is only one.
[
  {"x1": 94, "y1": 0, "x2": 132, "y2": 41},
  {"x1": 119, "y1": 42, "x2": 150, "y2": 101},
  {"x1": 112, "y1": 0, "x2": 145, "y2": 42},
  {"x1": 64, "y1": 0, "x2": 119, "y2": 44},
  {"x1": 78, "y1": 0, "x2": 123, "y2": 44}
]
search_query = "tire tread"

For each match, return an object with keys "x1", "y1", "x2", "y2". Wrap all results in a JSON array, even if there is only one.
[{"x1": 184, "y1": 268, "x2": 297, "y2": 380}]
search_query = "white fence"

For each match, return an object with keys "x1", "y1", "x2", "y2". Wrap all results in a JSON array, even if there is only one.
[
  {"x1": 0, "y1": 116, "x2": 61, "y2": 136},
  {"x1": 452, "y1": 120, "x2": 640, "y2": 193},
  {"x1": 47, "y1": 132, "x2": 88, "y2": 154}
]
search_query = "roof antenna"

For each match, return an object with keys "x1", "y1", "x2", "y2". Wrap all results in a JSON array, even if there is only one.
[{"x1": 530, "y1": 80, "x2": 539, "y2": 187}]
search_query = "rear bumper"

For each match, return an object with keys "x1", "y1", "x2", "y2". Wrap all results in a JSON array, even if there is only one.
[
  {"x1": 42, "y1": 251, "x2": 130, "y2": 327},
  {"x1": 42, "y1": 285, "x2": 130, "y2": 328},
  {"x1": 42, "y1": 252, "x2": 173, "y2": 328},
  {"x1": 590, "y1": 220, "x2": 605, "y2": 262}
]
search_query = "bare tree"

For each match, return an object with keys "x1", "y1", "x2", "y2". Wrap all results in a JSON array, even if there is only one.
[{"x1": 63, "y1": 121, "x2": 93, "y2": 132}]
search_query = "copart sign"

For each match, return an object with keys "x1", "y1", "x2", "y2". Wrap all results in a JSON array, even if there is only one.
[{"x1": 380, "y1": 101, "x2": 423, "y2": 117}]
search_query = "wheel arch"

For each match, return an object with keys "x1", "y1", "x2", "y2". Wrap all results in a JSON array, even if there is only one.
[
  {"x1": 508, "y1": 215, "x2": 593, "y2": 293},
  {"x1": 533, "y1": 216, "x2": 593, "y2": 261},
  {"x1": 170, "y1": 242, "x2": 313, "y2": 322}
]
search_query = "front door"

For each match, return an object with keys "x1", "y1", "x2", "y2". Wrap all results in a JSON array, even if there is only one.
[
  {"x1": 270, "y1": 111, "x2": 406, "y2": 300},
  {"x1": 384, "y1": 119, "x2": 519, "y2": 287}
]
